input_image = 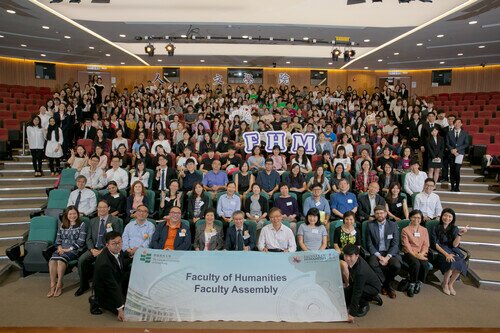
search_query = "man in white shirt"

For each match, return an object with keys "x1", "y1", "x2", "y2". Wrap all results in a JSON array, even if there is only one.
[
  {"x1": 106, "y1": 156, "x2": 129, "y2": 190},
  {"x1": 78, "y1": 155, "x2": 107, "y2": 189},
  {"x1": 404, "y1": 159, "x2": 428, "y2": 197},
  {"x1": 67, "y1": 175, "x2": 97, "y2": 217},
  {"x1": 258, "y1": 207, "x2": 296, "y2": 252},
  {"x1": 414, "y1": 178, "x2": 443, "y2": 221}
]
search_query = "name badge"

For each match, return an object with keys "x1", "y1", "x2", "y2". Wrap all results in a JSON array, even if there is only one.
[
  {"x1": 199, "y1": 201, "x2": 204, "y2": 206},
  {"x1": 179, "y1": 232, "x2": 186, "y2": 237},
  {"x1": 396, "y1": 203, "x2": 402, "y2": 208},
  {"x1": 106, "y1": 227, "x2": 113, "y2": 232},
  {"x1": 165, "y1": 197, "x2": 171, "y2": 202},
  {"x1": 315, "y1": 201, "x2": 321, "y2": 207},
  {"x1": 286, "y1": 201, "x2": 292, "y2": 206},
  {"x1": 243, "y1": 234, "x2": 250, "y2": 240},
  {"x1": 347, "y1": 199, "x2": 353, "y2": 204},
  {"x1": 414, "y1": 232, "x2": 421, "y2": 238},
  {"x1": 387, "y1": 234, "x2": 394, "y2": 240},
  {"x1": 312, "y1": 229, "x2": 319, "y2": 234},
  {"x1": 351, "y1": 230, "x2": 357, "y2": 235}
]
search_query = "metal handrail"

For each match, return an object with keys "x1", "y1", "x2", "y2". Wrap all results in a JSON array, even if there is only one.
[{"x1": 21, "y1": 122, "x2": 26, "y2": 156}]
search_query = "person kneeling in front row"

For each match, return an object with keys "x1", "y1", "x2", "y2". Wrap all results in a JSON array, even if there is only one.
[{"x1": 343, "y1": 244, "x2": 383, "y2": 321}]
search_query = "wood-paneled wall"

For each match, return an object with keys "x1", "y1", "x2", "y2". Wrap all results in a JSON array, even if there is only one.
[{"x1": 0, "y1": 57, "x2": 498, "y2": 97}]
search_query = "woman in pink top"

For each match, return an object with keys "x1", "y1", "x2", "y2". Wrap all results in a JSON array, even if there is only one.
[
  {"x1": 270, "y1": 145, "x2": 287, "y2": 173},
  {"x1": 401, "y1": 209, "x2": 430, "y2": 297}
]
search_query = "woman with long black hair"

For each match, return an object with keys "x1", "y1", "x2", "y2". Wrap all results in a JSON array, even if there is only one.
[
  {"x1": 45, "y1": 117, "x2": 64, "y2": 176},
  {"x1": 27, "y1": 116, "x2": 45, "y2": 177}
]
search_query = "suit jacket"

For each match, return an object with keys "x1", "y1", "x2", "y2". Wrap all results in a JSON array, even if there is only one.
[
  {"x1": 378, "y1": 173, "x2": 399, "y2": 191},
  {"x1": 347, "y1": 256, "x2": 382, "y2": 313},
  {"x1": 150, "y1": 221, "x2": 192, "y2": 250},
  {"x1": 358, "y1": 194, "x2": 386, "y2": 222},
  {"x1": 194, "y1": 224, "x2": 224, "y2": 250},
  {"x1": 186, "y1": 194, "x2": 210, "y2": 220},
  {"x1": 366, "y1": 219, "x2": 401, "y2": 260},
  {"x1": 420, "y1": 122, "x2": 441, "y2": 140},
  {"x1": 447, "y1": 129, "x2": 469, "y2": 155},
  {"x1": 427, "y1": 136, "x2": 445, "y2": 160},
  {"x1": 86, "y1": 215, "x2": 122, "y2": 250},
  {"x1": 93, "y1": 247, "x2": 128, "y2": 312},
  {"x1": 153, "y1": 167, "x2": 178, "y2": 191},
  {"x1": 225, "y1": 224, "x2": 256, "y2": 250},
  {"x1": 78, "y1": 126, "x2": 97, "y2": 141}
]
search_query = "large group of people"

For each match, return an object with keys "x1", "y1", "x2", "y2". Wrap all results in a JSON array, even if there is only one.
[{"x1": 26, "y1": 77, "x2": 472, "y2": 322}]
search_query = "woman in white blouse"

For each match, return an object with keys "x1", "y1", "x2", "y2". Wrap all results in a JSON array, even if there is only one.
[
  {"x1": 111, "y1": 128, "x2": 128, "y2": 152},
  {"x1": 151, "y1": 130, "x2": 172, "y2": 155},
  {"x1": 27, "y1": 116, "x2": 46, "y2": 177},
  {"x1": 45, "y1": 117, "x2": 64, "y2": 176}
]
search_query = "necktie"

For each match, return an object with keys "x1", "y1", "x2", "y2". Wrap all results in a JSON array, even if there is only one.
[
  {"x1": 237, "y1": 229, "x2": 244, "y2": 251},
  {"x1": 74, "y1": 190, "x2": 82, "y2": 209},
  {"x1": 455, "y1": 131, "x2": 459, "y2": 140},
  {"x1": 96, "y1": 219, "x2": 106, "y2": 248},
  {"x1": 84, "y1": 127, "x2": 88, "y2": 139},
  {"x1": 160, "y1": 169, "x2": 166, "y2": 191},
  {"x1": 430, "y1": 124, "x2": 433, "y2": 128}
]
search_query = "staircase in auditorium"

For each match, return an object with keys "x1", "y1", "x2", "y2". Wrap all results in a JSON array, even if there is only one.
[{"x1": 0, "y1": 150, "x2": 499, "y2": 288}]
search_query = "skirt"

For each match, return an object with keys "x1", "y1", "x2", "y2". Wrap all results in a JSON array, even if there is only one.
[
  {"x1": 435, "y1": 245, "x2": 467, "y2": 275},
  {"x1": 50, "y1": 249, "x2": 79, "y2": 263},
  {"x1": 428, "y1": 158, "x2": 443, "y2": 169}
]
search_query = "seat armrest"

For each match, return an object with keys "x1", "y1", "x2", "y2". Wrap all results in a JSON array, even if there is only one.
[{"x1": 6, "y1": 241, "x2": 24, "y2": 262}]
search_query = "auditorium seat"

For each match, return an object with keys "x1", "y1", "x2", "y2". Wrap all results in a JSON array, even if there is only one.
[
  {"x1": 489, "y1": 118, "x2": 500, "y2": 126},
  {"x1": 26, "y1": 105, "x2": 38, "y2": 113},
  {"x1": 470, "y1": 118, "x2": 486, "y2": 126},
  {"x1": 487, "y1": 144, "x2": 500, "y2": 155},
  {"x1": 16, "y1": 111, "x2": 33, "y2": 123},
  {"x1": 483, "y1": 125, "x2": 498, "y2": 134},
  {"x1": 3, "y1": 119, "x2": 21, "y2": 130},
  {"x1": 483, "y1": 105, "x2": 497, "y2": 112},
  {"x1": 472, "y1": 133, "x2": 491, "y2": 145},
  {"x1": 464, "y1": 125, "x2": 479, "y2": 133},
  {"x1": 468, "y1": 105, "x2": 481, "y2": 113},
  {"x1": 463, "y1": 94, "x2": 476, "y2": 101},
  {"x1": 458, "y1": 100, "x2": 471, "y2": 107},
  {"x1": 0, "y1": 128, "x2": 8, "y2": 141},
  {"x1": 3, "y1": 97, "x2": 16, "y2": 104},
  {"x1": 0, "y1": 110, "x2": 11, "y2": 119}
]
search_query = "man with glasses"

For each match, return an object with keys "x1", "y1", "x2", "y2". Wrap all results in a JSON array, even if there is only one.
[
  {"x1": 413, "y1": 178, "x2": 443, "y2": 221},
  {"x1": 92, "y1": 231, "x2": 129, "y2": 321},
  {"x1": 76, "y1": 200, "x2": 122, "y2": 296},
  {"x1": 257, "y1": 208, "x2": 296, "y2": 252},
  {"x1": 121, "y1": 204, "x2": 155, "y2": 259},
  {"x1": 225, "y1": 211, "x2": 255, "y2": 251},
  {"x1": 150, "y1": 206, "x2": 191, "y2": 250}
]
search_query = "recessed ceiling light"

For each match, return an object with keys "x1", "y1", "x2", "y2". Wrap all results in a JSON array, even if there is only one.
[
  {"x1": 105, "y1": 53, "x2": 111, "y2": 57},
  {"x1": 228, "y1": 36, "x2": 232, "y2": 39},
  {"x1": 6, "y1": 9, "x2": 16, "y2": 14},
  {"x1": 120, "y1": 62, "x2": 125, "y2": 65},
  {"x1": 440, "y1": 61, "x2": 445, "y2": 64},
  {"x1": 119, "y1": 34, "x2": 126, "y2": 38},
  {"x1": 243, "y1": 60, "x2": 248, "y2": 63},
  {"x1": 457, "y1": 53, "x2": 463, "y2": 56},
  {"x1": 20, "y1": 44, "x2": 27, "y2": 47},
  {"x1": 364, "y1": 66, "x2": 369, "y2": 69},
  {"x1": 436, "y1": 34, "x2": 444, "y2": 38},
  {"x1": 290, "y1": 38, "x2": 294, "y2": 42},
  {"x1": 64, "y1": 35, "x2": 71, "y2": 39},
  {"x1": 303, "y1": 37, "x2": 309, "y2": 41},
  {"x1": 89, "y1": 46, "x2": 94, "y2": 50},
  {"x1": 42, "y1": 26, "x2": 50, "y2": 30},
  {"x1": 248, "y1": 36, "x2": 252, "y2": 40},
  {"x1": 364, "y1": 39, "x2": 370, "y2": 42},
  {"x1": 478, "y1": 45, "x2": 485, "y2": 48},
  {"x1": 0, "y1": 35, "x2": 4, "y2": 38},
  {"x1": 394, "y1": 52, "x2": 399, "y2": 55},
  {"x1": 416, "y1": 43, "x2": 423, "y2": 46},
  {"x1": 269, "y1": 37, "x2": 273, "y2": 41},
  {"x1": 286, "y1": 61, "x2": 291, "y2": 64},
  {"x1": 158, "y1": 59, "x2": 162, "y2": 62},
  {"x1": 40, "y1": 54, "x2": 46, "y2": 57},
  {"x1": 181, "y1": 34, "x2": 187, "y2": 38},
  {"x1": 200, "y1": 59, "x2": 205, "y2": 63},
  {"x1": 242, "y1": 35, "x2": 248, "y2": 39},
  {"x1": 468, "y1": 20, "x2": 477, "y2": 25},
  {"x1": 328, "y1": 62, "x2": 333, "y2": 65},
  {"x1": 378, "y1": 59, "x2": 383, "y2": 62}
]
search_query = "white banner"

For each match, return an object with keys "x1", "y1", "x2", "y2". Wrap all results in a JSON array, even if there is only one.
[{"x1": 124, "y1": 249, "x2": 347, "y2": 322}]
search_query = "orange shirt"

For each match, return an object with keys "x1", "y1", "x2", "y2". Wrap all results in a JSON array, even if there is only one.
[{"x1": 163, "y1": 221, "x2": 180, "y2": 250}]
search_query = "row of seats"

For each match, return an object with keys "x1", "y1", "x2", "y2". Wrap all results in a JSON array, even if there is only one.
[{"x1": 428, "y1": 92, "x2": 500, "y2": 101}]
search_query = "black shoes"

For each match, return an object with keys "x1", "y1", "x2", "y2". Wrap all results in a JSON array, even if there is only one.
[
  {"x1": 75, "y1": 286, "x2": 89, "y2": 296},
  {"x1": 414, "y1": 281, "x2": 422, "y2": 295},
  {"x1": 352, "y1": 304, "x2": 370, "y2": 317},
  {"x1": 407, "y1": 283, "x2": 415, "y2": 297},
  {"x1": 372, "y1": 294, "x2": 383, "y2": 306}
]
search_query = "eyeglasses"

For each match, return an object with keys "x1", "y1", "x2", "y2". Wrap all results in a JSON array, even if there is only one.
[
  {"x1": 170, "y1": 211, "x2": 182, "y2": 215},
  {"x1": 109, "y1": 241, "x2": 122, "y2": 246},
  {"x1": 137, "y1": 209, "x2": 149, "y2": 213}
]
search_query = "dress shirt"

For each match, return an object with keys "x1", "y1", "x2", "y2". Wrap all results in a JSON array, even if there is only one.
[
  {"x1": 257, "y1": 223, "x2": 296, "y2": 252},
  {"x1": 330, "y1": 191, "x2": 358, "y2": 215},
  {"x1": 375, "y1": 221, "x2": 386, "y2": 256},
  {"x1": 67, "y1": 188, "x2": 97, "y2": 216},
  {"x1": 27, "y1": 126, "x2": 45, "y2": 149},
  {"x1": 216, "y1": 194, "x2": 241, "y2": 218},
  {"x1": 303, "y1": 196, "x2": 331, "y2": 217},
  {"x1": 130, "y1": 171, "x2": 150, "y2": 188},
  {"x1": 78, "y1": 167, "x2": 107, "y2": 189},
  {"x1": 106, "y1": 167, "x2": 129, "y2": 190},
  {"x1": 404, "y1": 171, "x2": 428, "y2": 196},
  {"x1": 413, "y1": 192, "x2": 443, "y2": 219},
  {"x1": 368, "y1": 195, "x2": 376, "y2": 216},
  {"x1": 122, "y1": 219, "x2": 156, "y2": 251},
  {"x1": 202, "y1": 170, "x2": 228, "y2": 189}
]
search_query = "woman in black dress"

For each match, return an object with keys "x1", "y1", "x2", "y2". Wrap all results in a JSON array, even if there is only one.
[
  {"x1": 385, "y1": 182, "x2": 409, "y2": 221},
  {"x1": 426, "y1": 127, "x2": 445, "y2": 183},
  {"x1": 103, "y1": 181, "x2": 126, "y2": 218}
]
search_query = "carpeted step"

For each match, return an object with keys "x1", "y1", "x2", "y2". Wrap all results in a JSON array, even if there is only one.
[
  {"x1": 469, "y1": 261, "x2": 500, "y2": 285},
  {"x1": 461, "y1": 244, "x2": 500, "y2": 261}
]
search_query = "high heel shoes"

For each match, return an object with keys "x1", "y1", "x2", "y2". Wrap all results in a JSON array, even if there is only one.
[{"x1": 47, "y1": 284, "x2": 56, "y2": 298}]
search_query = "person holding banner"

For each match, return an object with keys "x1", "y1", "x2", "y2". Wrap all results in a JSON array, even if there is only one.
[
  {"x1": 225, "y1": 211, "x2": 255, "y2": 251},
  {"x1": 150, "y1": 206, "x2": 192, "y2": 250},
  {"x1": 258, "y1": 208, "x2": 296, "y2": 252}
]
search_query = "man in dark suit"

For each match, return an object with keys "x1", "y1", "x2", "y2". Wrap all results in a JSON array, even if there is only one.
[
  {"x1": 93, "y1": 231, "x2": 129, "y2": 321},
  {"x1": 440, "y1": 113, "x2": 456, "y2": 182},
  {"x1": 153, "y1": 154, "x2": 178, "y2": 195},
  {"x1": 78, "y1": 119, "x2": 97, "y2": 141},
  {"x1": 343, "y1": 244, "x2": 383, "y2": 321},
  {"x1": 419, "y1": 112, "x2": 442, "y2": 171},
  {"x1": 357, "y1": 182, "x2": 386, "y2": 222},
  {"x1": 150, "y1": 206, "x2": 191, "y2": 250},
  {"x1": 225, "y1": 211, "x2": 255, "y2": 251},
  {"x1": 76, "y1": 200, "x2": 122, "y2": 296},
  {"x1": 366, "y1": 205, "x2": 401, "y2": 298},
  {"x1": 446, "y1": 118, "x2": 469, "y2": 192}
]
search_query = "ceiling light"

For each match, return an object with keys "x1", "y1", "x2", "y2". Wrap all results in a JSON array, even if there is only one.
[
  {"x1": 303, "y1": 37, "x2": 309, "y2": 41},
  {"x1": 0, "y1": 35, "x2": 4, "y2": 38},
  {"x1": 290, "y1": 38, "x2": 294, "y2": 42},
  {"x1": 206, "y1": 36, "x2": 211, "y2": 40},
  {"x1": 328, "y1": 62, "x2": 333, "y2": 65},
  {"x1": 243, "y1": 60, "x2": 248, "y2": 63},
  {"x1": 42, "y1": 26, "x2": 50, "y2": 30},
  {"x1": 457, "y1": 53, "x2": 463, "y2": 56},
  {"x1": 119, "y1": 34, "x2": 126, "y2": 38},
  {"x1": 64, "y1": 35, "x2": 71, "y2": 39},
  {"x1": 436, "y1": 34, "x2": 444, "y2": 38},
  {"x1": 145, "y1": 43, "x2": 155, "y2": 56},
  {"x1": 120, "y1": 62, "x2": 125, "y2": 65},
  {"x1": 41, "y1": 54, "x2": 46, "y2": 57},
  {"x1": 105, "y1": 54, "x2": 111, "y2": 57},
  {"x1": 378, "y1": 59, "x2": 383, "y2": 62},
  {"x1": 242, "y1": 35, "x2": 248, "y2": 39},
  {"x1": 469, "y1": 20, "x2": 477, "y2": 25},
  {"x1": 312, "y1": 39, "x2": 317, "y2": 43},
  {"x1": 165, "y1": 43, "x2": 175, "y2": 56},
  {"x1": 248, "y1": 36, "x2": 252, "y2": 40},
  {"x1": 394, "y1": 52, "x2": 399, "y2": 55},
  {"x1": 6, "y1": 9, "x2": 16, "y2": 14},
  {"x1": 416, "y1": 43, "x2": 423, "y2": 46},
  {"x1": 181, "y1": 34, "x2": 187, "y2": 38},
  {"x1": 200, "y1": 59, "x2": 205, "y2": 63},
  {"x1": 286, "y1": 61, "x2": 291, "y2": 64},
  {"x1": 158, "y1": 59, "x2": 162, "y2": 62},
  {"x1": 21, "y1": 44, "x2": 27, "y2": 47},
  {"x1": 364, "y1": 67, "x2": 369, "y2": 69},
  {"x1": 89, "y1": 46, "x2": 94, "y2": 49},
  {"x1": 478, "y1": 45, "x2": 485, "y2": 48},
  {"x1": 364, "y1": 39, "x2": 370, "y2": 42},
  {"x1": 228, "y1": 35, "x2": 232, "y2": 39},
  {"x1": 269, "y1": 37, "x2": 273, "y2": 41},
  {"x1": 439, "y1": 61, "x2": 445, "y2": 64}
]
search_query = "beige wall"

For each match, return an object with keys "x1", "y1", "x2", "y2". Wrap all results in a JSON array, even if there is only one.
[{"x1": 0, "y1": 57, "x2": 498, "y2": 97}]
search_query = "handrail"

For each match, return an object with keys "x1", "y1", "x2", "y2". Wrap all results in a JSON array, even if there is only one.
[{"x1": 21, "y1": 122, "x2": 27, "y2": 156}]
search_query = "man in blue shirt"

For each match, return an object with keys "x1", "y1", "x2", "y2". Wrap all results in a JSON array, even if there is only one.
[
  {"x1": 324, "y1": 123, "x2": 337, "y2": 143},
  {"x1": 256, "y1": 159, "x2": 280, "y2": 197},
  {"x1": 216, "y1": 182, "x2": 241, "y2": 223},
  {"x1": 179, "y1": 158, "x2": 202, "y2": 192},
  {"x1": 202, "y1": 159, "x2": 228, "y2": 199},
  {"x1": 330, "y1": 178, "x2": 358, "y2": 220},
  {"x1": 303, "y1": 183, "x2": 331, "y2": 222},
  {"x1": 121, "y1": 204, "x2": 155, "y2": 261}
]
